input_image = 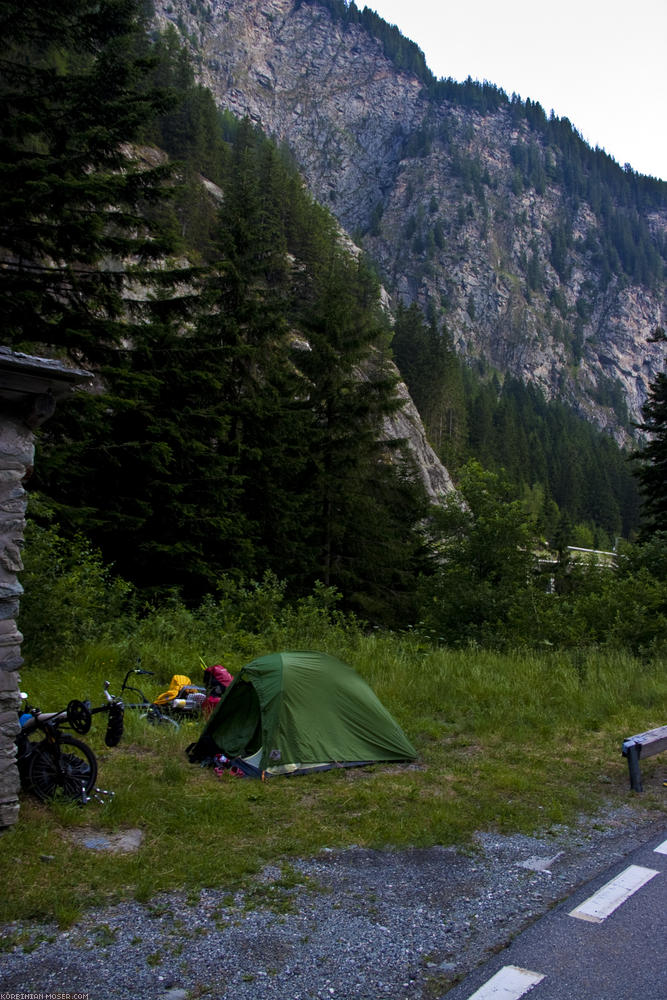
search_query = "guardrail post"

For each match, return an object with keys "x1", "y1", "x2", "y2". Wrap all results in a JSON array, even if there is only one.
[{"x1": 624, "y1": 742, "x2": 643, "y2": 792}]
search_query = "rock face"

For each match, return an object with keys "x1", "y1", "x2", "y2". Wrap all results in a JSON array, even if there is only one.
[
  {"x1": 152, "y1": 0, "x2": 667, "y2": 443},
  {"x1": 383, "y1": 374, "x2": 455, "y2": 502}
]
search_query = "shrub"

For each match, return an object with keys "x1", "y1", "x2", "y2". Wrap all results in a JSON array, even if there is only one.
[{"x1": 18, "y1": 519, "x2": 135, "y2": 662}]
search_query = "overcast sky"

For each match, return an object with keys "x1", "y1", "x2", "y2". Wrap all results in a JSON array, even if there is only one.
[{"x1": 363, "y1": 0, "x2": 667, "y2": 181}]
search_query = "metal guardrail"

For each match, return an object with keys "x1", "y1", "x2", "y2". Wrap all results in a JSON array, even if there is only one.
[{"x1": 622, "y1": 725, "x2": 667, "y2": 791}]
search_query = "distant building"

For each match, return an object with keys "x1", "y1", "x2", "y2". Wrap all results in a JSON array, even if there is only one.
[{"x1": 537, "y1": 544, "x2": 617, "y2": 594}]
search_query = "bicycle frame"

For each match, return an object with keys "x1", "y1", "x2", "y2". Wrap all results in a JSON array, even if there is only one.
[
  {"x1": 119, "y1": 665, "x2": 204, "y2": 727},
  {"x1": 17, "y1": 682, "x2": 124, "y2": 804}
]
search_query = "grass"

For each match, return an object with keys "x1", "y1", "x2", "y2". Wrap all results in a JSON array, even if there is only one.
[{"x1": 2, "y1": 632, "x2": 665, "y2": 925}]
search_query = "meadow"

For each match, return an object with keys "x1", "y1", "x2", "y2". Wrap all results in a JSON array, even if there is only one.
[{"x1": 3, "y1": 600, "x2": 665, "y2": 927}]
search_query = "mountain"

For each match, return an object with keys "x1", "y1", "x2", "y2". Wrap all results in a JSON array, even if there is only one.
[{"x1": 151, "y1": 0, "x2": 666, "y2": 444}]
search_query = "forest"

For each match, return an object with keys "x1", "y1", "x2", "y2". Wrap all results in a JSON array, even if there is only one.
[{"x1": 1, "y1": 0, "x2": 666, "y2": 654}]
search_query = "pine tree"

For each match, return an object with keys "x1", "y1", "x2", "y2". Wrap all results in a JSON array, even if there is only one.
[
  {"x1": 144, "y1": 24, "x2": 227, "y2": 250},
  {"x1": 197, "y1": 121, "x2": 305, "y2": 580},
  {"x1": 294, "y1": 248, "x2": 429, "y2": 621},
  {"x1": 46, "y1": 117, "x2": 301, "y2": 598},
  {"x1": 634, "y1": 328, "x2": 667, "y2": 532},
  {"x1": 11, "y1": 15, "x2": 432, "y2": 618},
  {"x1": 0, "y1": 0, "x2": 192, "y2": 363},
  {"x1": 391, "y1": 302, "x2": 467, "y2": 470},
  {"x1": 7, "y1": 1, "x2": 216, "y2": 597}
]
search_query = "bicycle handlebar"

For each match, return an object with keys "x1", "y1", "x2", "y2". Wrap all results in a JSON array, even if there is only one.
[{"x1": 121, "y1": 668, "x2": 154, "y2": 693}]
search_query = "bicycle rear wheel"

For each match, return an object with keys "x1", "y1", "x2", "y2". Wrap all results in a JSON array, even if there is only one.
[{"x1": 27, "y1": 736, "x2": 98, "y2": 802}]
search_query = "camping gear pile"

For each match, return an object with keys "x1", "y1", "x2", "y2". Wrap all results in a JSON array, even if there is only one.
[
  {"x1": 187, "y1": 650, "x2": 417, "y2": 778},
  {"x1": 153, "y1": 674, "x2": 206, "y2": 715},
  {"x1": 118, "y1": 664, "x2": 234, "y2": 728},
  {"x1": 155, "y1": 664, "x2": 234, "y2": 719},
  {"x1": 201, "y1": 663, "x2": 234, "y2": 718}
]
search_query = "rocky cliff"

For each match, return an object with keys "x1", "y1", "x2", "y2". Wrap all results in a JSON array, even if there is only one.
[{"x1": 152, "y1": 0, "x2": 667, "y2": 443}]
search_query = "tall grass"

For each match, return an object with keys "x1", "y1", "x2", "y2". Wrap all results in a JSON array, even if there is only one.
[
  {"x1": 5, "y1": 605, "x2": 665, "y2": 925},
  {"x1": 352, "y1": 634, "x2": 666, "y2": 740}
]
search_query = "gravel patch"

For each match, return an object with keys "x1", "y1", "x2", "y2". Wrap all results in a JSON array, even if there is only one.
[{"x1": 1, "y1": 803, "x2": 664, "y2": 1000}]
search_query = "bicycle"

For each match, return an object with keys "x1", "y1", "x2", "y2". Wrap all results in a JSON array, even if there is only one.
[
  {"x1": 119, "y1": 664, "x2": 205, "y2": 729},
  {"x1": 16, "y1": 681, "x2": 124, "y2": 804}
]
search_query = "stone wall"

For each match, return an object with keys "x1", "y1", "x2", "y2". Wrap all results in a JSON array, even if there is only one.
[
  {"x1": 0, "y1": 414, "x2": 33, "y2": 826},
  {"x1": 0, "y1": 348, "x2": 90, "y2": 827}
]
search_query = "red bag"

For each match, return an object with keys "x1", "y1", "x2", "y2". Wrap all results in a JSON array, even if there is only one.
[{"x1": 202, "y1": 664, "x2": 233, "y2": 718}]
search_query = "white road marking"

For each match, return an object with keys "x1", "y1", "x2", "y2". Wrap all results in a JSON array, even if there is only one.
[
  {"x1": 569, "y1": 864, "x2": 660, "y2": 923},
  {"x1": 464, "y1": 965, "x2": 545, "y2": 999},
  {"x1": 654, "y1": 838, "x2": 667, "y2": 855}
]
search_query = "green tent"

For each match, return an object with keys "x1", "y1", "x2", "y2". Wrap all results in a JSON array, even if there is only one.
[{"x1": 189, "y1": 650, "x2": 417, "y2": 776}]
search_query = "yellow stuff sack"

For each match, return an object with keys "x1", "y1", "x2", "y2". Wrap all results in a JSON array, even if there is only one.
[{"x1": 154, "y1": 675, "x2": 193, "y2": 706}]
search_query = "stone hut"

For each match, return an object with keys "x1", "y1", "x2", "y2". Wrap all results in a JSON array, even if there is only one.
[{"x1": 0, "y1": 347, "x2": 90, "y2": 827}]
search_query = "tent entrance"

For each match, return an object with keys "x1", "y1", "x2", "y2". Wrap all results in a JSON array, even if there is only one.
[{"x1": 208, "y1": 680, "x2": 262, "y2": 759}]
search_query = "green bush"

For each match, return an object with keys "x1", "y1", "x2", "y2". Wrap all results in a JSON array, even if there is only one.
[
  {"x1": 418, "y1": 461, "x2": 539, "y2": 648},
  {"x1": 18, "y1": 519, "x2": 135, "y2": 662}
]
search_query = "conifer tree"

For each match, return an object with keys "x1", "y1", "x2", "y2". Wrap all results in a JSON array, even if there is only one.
[
  {"x1": 41, "y1": 321, "x2": 253, "y2": 599},
  {"x1": 634, "y1": 328, "x2": 667, "y2": 532},
  {"x1": 196, "y1": 119, "x2": 307, "y2": 582},
  {"x1": 37, "y1": 116, "x2": 299, "y2": 598},
  {"x1": 391, "y1": 302, "x2": 467, "y2": 470},
  {"x1": 5, "y1": 0, "x2": 216, "y2": 596},
  {"x1": 294, "y1": 247, "x2": 429, "y2": 621},
  {"x1": 0, "y1": 0, "x2": 191, "y2": 363}
]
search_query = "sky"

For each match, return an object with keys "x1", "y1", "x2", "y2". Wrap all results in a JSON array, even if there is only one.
[{"x1": 363, "y1": 1, "x2": 667, "y2": 181}]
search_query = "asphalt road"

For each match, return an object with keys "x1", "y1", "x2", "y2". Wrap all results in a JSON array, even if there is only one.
[{"x1": 443, "y1": 830, "x2": 667, "y2": 1000}]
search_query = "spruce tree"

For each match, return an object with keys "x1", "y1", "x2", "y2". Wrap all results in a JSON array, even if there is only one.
[
  {"x1": 196, "y1": 120, "x2": 308, "y2": 584},
  {"x1": 0, "y1": 0, "x2": 191, "y2": 363},
  {"x1": 4, "y1": 0, "x2": 214, "y2": 597},
  {"x1": 634, "y1": 328, "x2": 667, "y2": 532},
  {"x1": 10, "y1": 23, "x2": 431, "y2": 619},
  {"x1": 36, "y1": 117, "x2": 292, "y2": 599},
  {"x1": 391, "y1": 302, "x2": 467, "y2": 470},
  {"x1": 40, "y1": 322, "x2": 252, "y2": 599},
  {"x1": 295, "y1": 247, "x2": 429, "y2": 621}
]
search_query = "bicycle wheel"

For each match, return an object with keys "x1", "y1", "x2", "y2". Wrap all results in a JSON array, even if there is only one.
[
  {"x1": 143, "y1": 705, "x2": 180, "y2": 729},
  {"x1": 27, "y1": 736, "x2": 98, "y2": 803}
]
